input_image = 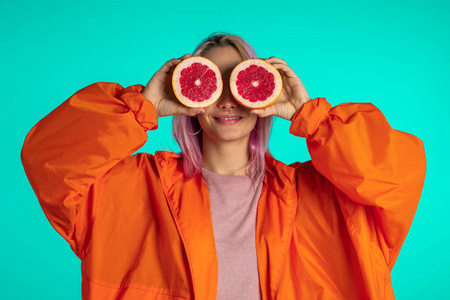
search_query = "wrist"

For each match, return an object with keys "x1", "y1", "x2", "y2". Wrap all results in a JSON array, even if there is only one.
[
  {"x1": 141, "y1": 88, "x2": 161, "y2": 110},
  {"x1": 141, "y1": 87, "x2": 152, "y2": 101},
  {"x1": 293, "y1": 97, "x2": 311, "y2": 112}
]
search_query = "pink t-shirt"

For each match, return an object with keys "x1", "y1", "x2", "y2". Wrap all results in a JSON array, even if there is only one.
[{"x1": 202, "y1": 168, "x2": 263, "y2": 300}]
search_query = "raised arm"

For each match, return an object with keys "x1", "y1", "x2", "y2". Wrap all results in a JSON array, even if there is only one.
[
  {"x1": 21, "y1": 82, "x2": 157, "y2": 257},
  {"x1": 21, "y1": 54, "x2": 203, "y2": 258},
  {"x1": 290, "y1": 98, "x2": 426, "y2": 268},
  {"x1": 253, "y1": 57, "x2": 426, "y2": 269}
]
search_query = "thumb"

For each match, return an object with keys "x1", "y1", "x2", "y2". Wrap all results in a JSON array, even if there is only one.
[
  {"x1": 251, "y1": 104, "x2": 279, "y2": 118},
  {"x1": 173, "y1": 103, "x2": 205, "y2": 117},
  {"x1": 185, "y1": 107, "x2": 205, "y2": 117}
]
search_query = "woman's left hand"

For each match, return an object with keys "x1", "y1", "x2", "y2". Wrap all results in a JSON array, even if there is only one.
[{"x1": 250, "y1": 57, "x2": 311, "y2": 120}]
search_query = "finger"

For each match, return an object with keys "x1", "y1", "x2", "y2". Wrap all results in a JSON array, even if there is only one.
[
  {"x1": 270, "y1": 62, "x2": 293, "y2": 72},
  {"x1": 177, "y1": 53, "x2": 191, "y2": 60},
  {"x1": 270, "y1": 62, "x2": 301, "y2": 80},
  {"x1": 160, "y1": 54, "x2": 192, "y2": 76},
  {"x1": 264, "y1": 57, "x2": 288, "y2": 65},
  {"x1": 158, "y1": 58, "x2": 183, "y2": 74}
]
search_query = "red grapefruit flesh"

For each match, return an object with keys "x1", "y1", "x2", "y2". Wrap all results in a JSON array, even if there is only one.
[
  {"x1": 172, "y1": 56, "x2": 223, "y2": 108},
  {"x1": 230, "y1": 59, "x2": 282, "y2": 109}
]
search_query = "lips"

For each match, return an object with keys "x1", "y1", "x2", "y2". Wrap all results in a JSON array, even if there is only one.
[
  {"x1": 214, "y1": 114, "x2": 243, "y2": 119},
  {"x1": 213, "y1": 114, "x2": 243, "y2": 125}
]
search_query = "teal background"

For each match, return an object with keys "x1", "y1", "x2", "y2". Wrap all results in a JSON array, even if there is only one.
[{"x1": 1, "y1": 0, "x2": 448, "y2": 298}]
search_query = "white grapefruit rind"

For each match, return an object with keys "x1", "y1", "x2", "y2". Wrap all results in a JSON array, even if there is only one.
[
  {"x1": 172, "y1": 56, "x2": 223, "y2": 108},
  {"x1": 230, "y1": 59, "x2": 282, "y2": 109}
]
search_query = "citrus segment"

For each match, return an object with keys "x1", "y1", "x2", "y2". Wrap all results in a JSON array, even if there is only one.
[{"x1": 172, "y1": 57, "x2": 223, "y2": 108}]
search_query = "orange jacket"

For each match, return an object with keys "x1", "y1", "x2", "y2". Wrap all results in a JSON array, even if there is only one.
[{"x1": 22, "y1": 82, "x2": 426, "y2": 299}]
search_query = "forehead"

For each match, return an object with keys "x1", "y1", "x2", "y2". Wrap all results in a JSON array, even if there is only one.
[{"x1": 202, "y1": 46, "x2": 244, "y2": 75}]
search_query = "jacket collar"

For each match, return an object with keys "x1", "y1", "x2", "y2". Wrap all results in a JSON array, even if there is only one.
[{"x1": 155, "y1": 151, "x2": 298, "y2": 300}]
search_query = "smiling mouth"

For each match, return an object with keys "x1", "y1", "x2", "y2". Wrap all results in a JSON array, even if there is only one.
[
  {"x1": 214, "y1": 114, "x2": 243, "y2": 120},
  {"x1": 213, "y1": 115, "x2": 243, "y2": 124},
  {"x1": 215, "y1": 117, "x2": 242, "y2": 120}
]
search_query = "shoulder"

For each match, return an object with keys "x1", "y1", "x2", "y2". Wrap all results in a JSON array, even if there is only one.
[
  {"x1": 265, "y1": 153, "x2": 326, "y2": 185},
  {"x1": 265, "y1": 153, "x2": 337, "y2": 202},
  {"x1": 264, "y1": 153, "x2": 296, "y2": 179},
  {"x1": 104, "y1": 151, "x2": 183, "y2": 179}
]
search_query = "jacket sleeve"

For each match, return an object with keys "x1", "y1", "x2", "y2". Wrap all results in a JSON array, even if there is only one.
[
  {"x1": 21, "y1": 82, "x2": 158, "y2": 258},
  {"x1": 289, "y1": 98, "x2": 426, "y2": 269}
]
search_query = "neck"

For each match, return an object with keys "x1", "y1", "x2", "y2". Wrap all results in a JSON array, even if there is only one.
[{"x1": 201, "y1": 137, "x2": 250, "y2": 176}]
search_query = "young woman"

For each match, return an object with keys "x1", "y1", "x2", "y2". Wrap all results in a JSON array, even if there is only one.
[{"x1": 22, "y1": 33, "x2": 426, "y2": 299}]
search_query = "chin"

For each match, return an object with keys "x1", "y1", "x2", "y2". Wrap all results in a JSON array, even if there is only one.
[{"x1": 207, "y1": 130, "x2": 253, "y2": 143}]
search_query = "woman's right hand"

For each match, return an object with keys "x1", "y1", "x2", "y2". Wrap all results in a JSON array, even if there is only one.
[{"x1": 142, "y1": 54, "x2": 205, "y2": 117}]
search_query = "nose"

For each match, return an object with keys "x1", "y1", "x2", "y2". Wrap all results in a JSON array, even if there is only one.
[{"x1": 216, "y1": 88, "x2": 239, "y2": 111}]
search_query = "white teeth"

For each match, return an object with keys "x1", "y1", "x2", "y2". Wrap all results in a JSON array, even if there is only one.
[{"x1": 219, "y1": 117, "x2": 239, "y2": 120}]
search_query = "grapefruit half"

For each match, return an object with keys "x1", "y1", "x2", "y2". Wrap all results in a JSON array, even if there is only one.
[
  {"x1": 172, "y1": 56, "x2": 223, "y2": 108},
  {"x1": 230, "y1": 59, "x2": 282, "y2": 109}
]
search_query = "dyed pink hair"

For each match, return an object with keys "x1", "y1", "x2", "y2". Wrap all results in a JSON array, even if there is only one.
[{"x1": 172, "y1": 33, "x2": 273, "y2": 183}]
